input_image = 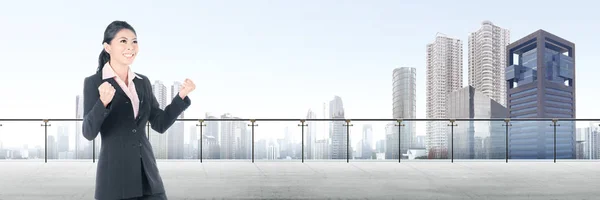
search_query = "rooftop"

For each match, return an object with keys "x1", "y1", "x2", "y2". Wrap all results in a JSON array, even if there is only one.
[{"x1": 0, "y1": 160, "x2": 598, "y2": 199}]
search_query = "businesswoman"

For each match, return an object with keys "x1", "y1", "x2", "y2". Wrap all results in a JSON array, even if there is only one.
[{"x1": 82, "y1": 20, "x2": 195, "y2": 200}]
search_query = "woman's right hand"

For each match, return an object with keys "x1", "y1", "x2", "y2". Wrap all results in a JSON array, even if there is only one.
[{"x1": 98, "y1": 82, "x2": 116, "y2": 107}]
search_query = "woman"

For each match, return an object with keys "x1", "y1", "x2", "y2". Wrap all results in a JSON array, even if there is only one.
[{"x1": 82, "y1": 20, "x2": 195, "y2": 200}]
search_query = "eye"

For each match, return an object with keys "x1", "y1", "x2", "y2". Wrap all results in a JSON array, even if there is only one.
[
  {"x1": 120, "y1": 39, "x2": 127, "y2": 43},
  {"x1": 133, "y1": 40, "x2": 138, "y2": 44}
]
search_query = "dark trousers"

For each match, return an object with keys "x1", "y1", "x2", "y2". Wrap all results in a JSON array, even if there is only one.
[{"x1": 121, "y1": 159, "x2": 167, "y2": 200}]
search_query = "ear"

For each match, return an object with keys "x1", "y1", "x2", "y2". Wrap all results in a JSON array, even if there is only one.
[{"x1": 103, "y1": 42, "x2": 111, "y2": 54}]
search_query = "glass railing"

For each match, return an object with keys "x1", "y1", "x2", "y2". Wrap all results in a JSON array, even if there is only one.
[{"x1": 0, "y1": 118, "x2": 598, "y2": 163}]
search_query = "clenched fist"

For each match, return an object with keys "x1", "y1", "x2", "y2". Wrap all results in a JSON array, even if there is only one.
[
  {"x1": 98, "y1": 82, "x2": 116, "y2": 107},
  {"x1": 178, "y1": 78, "x2": 196, "y2": 99}
]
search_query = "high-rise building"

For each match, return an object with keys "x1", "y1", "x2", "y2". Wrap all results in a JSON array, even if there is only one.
[
  {"x1": 392, "y1": 67, "x2": 416, "y2": 154},
  {"x1": 426, "y1": 33, "x2": 463, "y2": 158},
  {"x1": 385, "y1": 122, "x2": 398, "y2": 159},
  {"x1": 170, "y1": 81, "x2": 184, "y2": 119},
  {"x1": 220, "y1": 113, "x2": 235, "y2": 159},
  {"x1": 360, "y1": 124, "x2": 373, "y2": 159},
  {"x1": 376, "y1": 140, "x2": 385, "y2": 153},
  {"x1": 505, "y1": 29, "x2": 576, "y2": 159},
  {"x1": 151, "y1": 80, "x2": 168, "y2": 159},
  {"x1": 202, "y1": 135, "x2": 219, "y2": 159},
  {"x1": 168, "y1": 82, "x2": 185, "y2": 159},
  {"x1": 468, "y1": 21, "x2": 510, "y2": 107},
  {"x1": 584, "y1": 123, "x2": 600, "y2": 159},
  {"x1": 57, "y1": 125, "x2": 69, "y2": 159},
  {"x1": 219, "y1": 113, "x2": 249, "y2": 159},
  {"x1": 305, "y1": 109, "x2": 317, "y2": 159},
  {"x1": 205, "y1": 113, "x2": 219, "y2": 143},
  {"x1": 446, "y1": 86, "x2": 507, "y2": 159},
  {"x1": 315, "y1": 139, "x2": 329, "y2": 159},
  {"x1": 189, "y1": 126, "x2": 198, "y2": 151},
  {"x1": 48, "y1": 135, "x2": 57, "y2": 159},
  {"x1": 255, "y1": 139, "x2": 267, "y2": 160},
  {"x1": 329, "y1": 96, "x2": 348, "y2": 159},
  {"x1": 267, "y1": 138, "x2": 280, "y2": 160},
  {"x1": 75, "y1": 95, "x2": 93, "y2": 159},
  {"x1": 167, "y1": 122, "x2": 184, "y2": 159}
]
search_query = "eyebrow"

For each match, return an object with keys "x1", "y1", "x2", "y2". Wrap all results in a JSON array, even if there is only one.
[{"x1": 118, "y1": 37, "x2": 137, "y2": 40}]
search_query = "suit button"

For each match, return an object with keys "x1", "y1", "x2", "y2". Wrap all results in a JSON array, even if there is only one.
[
  {"x1": 139, "y1": 143, "x2": 142, "y2": 147},
  {"x1": 132, "y1": 129, "x2": 137, "y2": 133}
]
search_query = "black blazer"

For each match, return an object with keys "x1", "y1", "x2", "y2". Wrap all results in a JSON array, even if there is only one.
[{"x1": 82, "y1": 71, "x2": 190, "y2": 200}]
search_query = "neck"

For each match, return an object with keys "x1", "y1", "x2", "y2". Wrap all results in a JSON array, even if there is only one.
[{"x1": 109, "y1": 61, "x2": 129, "y2": 81}]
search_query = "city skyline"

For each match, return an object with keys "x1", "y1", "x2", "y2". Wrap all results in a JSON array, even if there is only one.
[
  {"x1": 2, "y1": 1, "x2": 598, "y2": 121},
  {"x1": 1, "y1": 0, "x2": 599, "y2": 157}
]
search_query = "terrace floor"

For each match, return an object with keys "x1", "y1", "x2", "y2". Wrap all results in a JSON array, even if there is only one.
[{"x1": 0, "y1": 160, "x2": 598, "y2": 199}]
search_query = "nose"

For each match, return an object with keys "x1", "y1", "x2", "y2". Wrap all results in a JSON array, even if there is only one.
[{"x1": 127, "y1": 43, "x2": 134, "y2": 50}]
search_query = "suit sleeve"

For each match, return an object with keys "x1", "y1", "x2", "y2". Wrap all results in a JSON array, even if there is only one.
[
  {"x1": 82, "y1": 77, "x2": 112, "y2": 141},
  {"x1": 147, "y1": 78, "x2": 191, "y2": 133}
]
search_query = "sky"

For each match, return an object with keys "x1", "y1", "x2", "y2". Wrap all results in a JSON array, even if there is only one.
[{"x1": 0, "y1": 0, "x2": 599, "y2": 148}]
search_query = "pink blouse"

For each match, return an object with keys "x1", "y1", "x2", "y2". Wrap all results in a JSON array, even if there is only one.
[{"x1": 102, "y1": 62, "x2": 142, "y2": 118}]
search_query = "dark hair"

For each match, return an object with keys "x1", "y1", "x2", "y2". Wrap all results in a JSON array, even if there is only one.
[{"x1": 97, "y1": 20, "x2": 137, "y2": 72}]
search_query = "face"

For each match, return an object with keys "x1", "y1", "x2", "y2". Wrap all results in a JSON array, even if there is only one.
[{"x1": 104, "y1": 29, "x2": 138, "y2": 66}]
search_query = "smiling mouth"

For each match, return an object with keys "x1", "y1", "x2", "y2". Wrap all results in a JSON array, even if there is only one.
[{"x1": 123, "y1": 53, "x2": 135, "y2": 58}]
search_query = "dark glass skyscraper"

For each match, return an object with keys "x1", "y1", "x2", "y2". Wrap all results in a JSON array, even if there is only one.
[{"x1": 505, "y1": 30, "x2": 576, "y2": 159}]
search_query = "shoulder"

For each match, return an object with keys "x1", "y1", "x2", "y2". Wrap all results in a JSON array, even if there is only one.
[
  {"x1": 134, "y1": 72, "x2": 149, "y2": 80},
  {"x1": 83, "y1": 72, "x2": 103, "y2": 86},
  {"x1": 134, "y1": 72, "x2": 151, "y2": 84}
]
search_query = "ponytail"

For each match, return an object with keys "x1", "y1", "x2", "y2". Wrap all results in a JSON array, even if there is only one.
[{"x1": 97, "y1": 49, "x2": 110, "y2": 72}]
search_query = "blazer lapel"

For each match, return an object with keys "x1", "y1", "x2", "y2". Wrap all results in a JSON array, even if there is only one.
[
  {"x1": 133, "y1": 76, "x2": 146, "y2": 121},
  {"x1": 102, "y1": 77, "x2": 128, "y2": 98}
]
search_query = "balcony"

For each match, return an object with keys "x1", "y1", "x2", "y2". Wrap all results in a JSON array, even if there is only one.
[{"x1": 0, "y1": 118, "x2": 599, "y2": 199}]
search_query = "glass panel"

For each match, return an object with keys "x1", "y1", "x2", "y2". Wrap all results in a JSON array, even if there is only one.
[
  {"x1": 508, "y1": 120, "x2": 554, "y2": 162},
  {"x1": 574, "y1": 121, "x2": 600, "y2": 160},
  {"x1": 404, "y1": 121, "x2": 427, "y2": 160},
  {"x1": 252, "y1": 121, "x2": 301, "y2": 161},
  {"x1": 46, "y1": 120, "x2": 93, "y2": 160},
  {"x1": 303, "y1": 120, "x2": 348, "y2": 162},
  {"x1": 424, "y1": 120, "x2": 450, "y2": 160},
  {"x1": 199, "y1": 119, "x2": 251, "y2": 161},
  {"x1": 347, "y1": 121, "x2": 391, "y2": 161},
  {"x1": 329, "y1": 120, "x2": 349, "y2": 161},
  {"x1": 554, "y1": 120, "x2": 575, "y2": 160},
  {"x1": 0, "y1": 121, "x2": 45, "y2": 160},
  {"x1": 201, "y1": 117, "x2": 219, "y2": 160},
  {"x1": 146, "y1": 120, "x2": 204, "y2": 160},
  {"x1": 451, "y1": 120, "x2": 506, "y2": 161}
]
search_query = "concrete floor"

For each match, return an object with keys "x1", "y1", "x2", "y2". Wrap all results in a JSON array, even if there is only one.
[{"x1": 0, "y1": 160, "x2": 599, "y2": 200}]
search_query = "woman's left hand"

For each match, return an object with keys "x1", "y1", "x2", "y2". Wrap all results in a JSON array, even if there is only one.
[{"x1": 179, "y1": 78, "x2": 196, "y2": 99}]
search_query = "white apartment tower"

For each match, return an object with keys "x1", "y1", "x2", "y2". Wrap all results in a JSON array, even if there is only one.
[
  {"x1": 468, "y1": 20, "x2": 510, "y2": 107},
  {"x1": 305, "y1": 109, "x2": 317, "y2": 159},
  {"x1": 168, "y1": 81, "x2": 185, "y2": 159},
  {"x1": 426, "y1": 33, "x2": 463, "y2": 158},
  {"x1": 151, "y1": 80, "x2": 168, "y2": 159},
  {"x1": 170, "y1": 81, "x2": 184, "y2": 119},
  {"x1": 392, "y1": 67, "x2": 416, "y2": 153}
]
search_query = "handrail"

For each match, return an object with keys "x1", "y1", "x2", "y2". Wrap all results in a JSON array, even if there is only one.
[
  {"x1": 0, "y1": 117, "x2": 595, "y2": 164},
  {"x1": 0, "y1": 118, "x2": 599, "y2": 122}
]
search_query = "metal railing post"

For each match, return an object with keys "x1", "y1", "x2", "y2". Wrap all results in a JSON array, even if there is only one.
[
  {"x1": 395, "y1": 119, "x2": 405, "y2": 163},
  {"x1": 197, "y1": 119, "x2": 206, "y2": 163},
  {"x1": 503, "y1": 118, "x2": 512, "y2": 163},
  {"x1": 298, "y1": 120, "x2": 307, "y2": 163},
  {"x1": 41, "y1": 119, "x2": 51, "y2": 163},
  {"x1": 343, "y1": 119, "x2": 353, "y2": 163},
  {"x1": 248, "y1": 120, "x2": 258, "y2": 163},
  {"x1": 448, "y1": 119, "x2": 457, "y2": 163},
  {"x1": 551, "y1": 119, "x2": 560, "y2": 163}
]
